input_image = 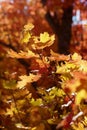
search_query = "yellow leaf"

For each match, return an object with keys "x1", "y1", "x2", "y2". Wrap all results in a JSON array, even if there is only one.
[
  {"x1": 5, "y1": 102, "x2": 17, "y2": 117},
  {"x1": 72, "y1": 122, "x2": 84, "y2": 130},
  {"x1": 78, "y1": 60, "x2": 87, "y2": 72},
  {"x1": 15, "y1": 123, "x2": 30, "y2": 129},
  {"x1": 82, "y1": 116, "x2": 87, "y2": 126},
  {"x1": 40, "y1": 32, "x2": 55, "y2": 44},
  {"x1": 56, "y1": 62, "x2": 77, "y2": 74},
  {"x1": 31, "y1": 127, "x2": 37, "y2": 130},
  {"x1": 40, "y1": 32, "x2": 50, "y2": 43},
  {"x1": 17, "y1": 74, "x2": 41, "y2": 89},
  {"x1": 32, "y1": 33, "x2": 55, "y2": 49},
  {"x1": 47, "y1": 118, "x2": 58, "y2": 125},
  {"x1": 21, "y1": 32, "x2": 31, "y2": 43},
  {"x1": 24, "y1": 23, "x2": 34, "y2": 31},
  {"x1": 7, "y1": 49, "x2": 38, "y2": 59},
  {"x1": 30, "y1": 98, "x2": 43, "y2": 106},
  {"x1": 61, "y1": 78, "x2": 81, "y2": 92},
  {"x1": 72, "y1": 53, "x2": 82, "y2": 61},
  {"x1": 76, "y1": 89, "x2": 87, "y2": 105}
]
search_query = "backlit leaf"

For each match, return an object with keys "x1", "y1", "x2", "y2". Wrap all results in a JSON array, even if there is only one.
[
  {"x1": 30, "y1": 98, "x2": 43, "y2": 106},
  {"x1": 17, "y1": 73, "x2": 41, "y2": 89},
  {"x1": 40, "y1": 32, "x2": 51, "y2": 43},
  {"x1": 32, "y1": 33, "x2": 55, "y2": 49},
  {"x1": 21, "y1": 32, "x2": 31, "y2": 43},
  {"x1": 72, "y1": 122, "x2": 84, "y2": 130},
  {"x1": 76, "y1": 89, "x2": 87, "y2": 105},
  {"x1": 50, "y1": 50, "x2": 70, "y2": 61},
  {"x1": 56, "y1": 62, "x2": 77, "y2": 74},
  {"x1": 7, "y1": 49, "x2": 38, "y2": 59},
  {"x1": 24, "y1": 23, "x2": 34, "y2": 31},
  {"x1": 72, "y1": 53, "x2": 82, "y2": 61},
  {"x1": 82, "y1": 116, "x2": 87, "y2": 126}
]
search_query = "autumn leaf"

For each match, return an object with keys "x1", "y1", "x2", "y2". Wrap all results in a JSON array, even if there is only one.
[
  {"x1": 49, "y1": 87, "x2": 65, "y2": 97},
  {"x1": 62, "y1": 71, "x2": 87, "y2": 95},
  {"x1": 21, "y1": 32, "x2": 31, "y2": 43},
  {"x1": 78, "y1": 60, "x2": 87, "y2": 72},
  {"x1": 40, "y1": 32, "x2": 52, "y2": 43},
  {"x1": 15, "y1": 123, "x2": 30, "y2": 129},
  {"x1": 5, "y1": 102, "x2": 17, "y2": 117},
  {"x1": 20, "y1": 23, "x2": 34, "y2": 44},
  {"x1": 47, "y1": 118, "x2": 58, "y2": 125},
  {"x1": 24, "y1": 23, "x2": 34, "y2": 31},
  {"x1": 62, "y1": 78, "x2": 81, "y2": 92},
  {"x1": 56, "y1": 62, "x2": 77, "y2": 74},
  {"x1": 30, "y1": 98, "x2": 43, "y2": 106},
  {"x1": 82, "y1": 116, "x2": 87, "y2": 126},
  {"x1": 32, "y1": 32, "x2": 55, "y2": 49},
  {"x1": 75, "y1": 89, "x2": 87, "y2": 105},
  {"x1": 17, "y1": 73, "x2": 41, "y2": 89},
  {"x1": 71, "y1": 53, "x2": 87, "y2": 72},
  {"x1": 2, "y1": 80, "x2": 17, "y2": 90},
  {"x1": 7, "y1": 49, "x2": 38, "y2": 59},
  {"x1": 72, "y1": 122, "x2": 84, "y2": 130},
  {"x1": 71, "y1": 53, "x2": 82, "y2": 61},
  {"x1": 36, "y1": 57, "x2": 50, "y2": 68},
  {"x1": 43, "y1": 87, "x2": 65, "y2": 102},
  {"x1": 50, "y1": 50, "x2": 70, "y2": 61}
]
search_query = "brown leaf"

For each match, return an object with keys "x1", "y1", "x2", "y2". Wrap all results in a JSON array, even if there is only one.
[{"x1": 49, "y1": 50, "x2": 70, "y2": 61}]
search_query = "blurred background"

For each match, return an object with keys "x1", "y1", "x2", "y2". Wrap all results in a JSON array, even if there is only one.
[{"x1": 0, "y1": 0, "x2": 87, "y2": 57}]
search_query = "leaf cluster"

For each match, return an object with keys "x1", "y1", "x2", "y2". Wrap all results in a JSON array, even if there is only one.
[{"x1": 0, "y1": 23, "x2": 87, "y2": 130}]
